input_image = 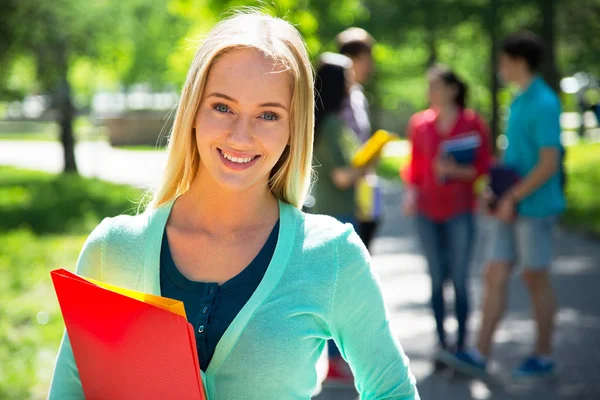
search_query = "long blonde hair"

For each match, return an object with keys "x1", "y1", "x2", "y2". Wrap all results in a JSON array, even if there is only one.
[{"x1": 147, "y1": 12, "x2": 314, "y2": 210}]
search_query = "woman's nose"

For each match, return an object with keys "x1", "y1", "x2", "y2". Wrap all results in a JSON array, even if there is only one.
[{"x1": 227, "y1": 117, "x2": 253, "y2": 148}]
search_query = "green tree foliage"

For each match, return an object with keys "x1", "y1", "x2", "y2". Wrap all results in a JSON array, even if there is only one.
[
  {"x1": 0, "y1": 0, "x2": 120, "y2": 172},
  {"x1": 0, "y1": 0, "x2": 195, "y2": 173}
]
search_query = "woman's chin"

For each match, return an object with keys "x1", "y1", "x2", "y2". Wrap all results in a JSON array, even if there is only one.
[
  {"x1": 194, "y1": 160, "x2": 271, "y2": 195},
  {"x1": 213, "y1": 173, "x2": 268, "y2": 194}
]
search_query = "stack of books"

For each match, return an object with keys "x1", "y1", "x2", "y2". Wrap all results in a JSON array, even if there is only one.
[{"x1": 440, "y1": 134, "x2": 482, "y2": 165}]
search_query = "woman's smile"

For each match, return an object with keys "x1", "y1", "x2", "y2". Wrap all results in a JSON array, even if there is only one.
[{"x1": 217, "y1": 148, "x2": 261, "y2": 171}]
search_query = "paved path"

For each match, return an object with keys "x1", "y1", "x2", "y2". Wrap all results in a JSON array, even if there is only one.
[
  {"x1": 2, "y1": 141, "x2": 599, "y2": 399},
  {"x1": 0, "y1": 140, "x2": 166, "y2": 188}
]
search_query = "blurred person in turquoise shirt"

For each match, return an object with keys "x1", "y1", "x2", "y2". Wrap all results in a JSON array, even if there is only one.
[{"x1": 446, "y1": 31, "x2": 566, "y2": 380}]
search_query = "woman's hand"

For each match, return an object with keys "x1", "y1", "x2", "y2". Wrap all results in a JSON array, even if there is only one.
[
  {"x1": 332, "y1": 167, "x2": 362, "y2": 190},
  {"x1": 481, "y1": 187, "x2": 496, "y2": 216},
  {"x1": 435, "y1": 155, "x2": 477, "y2": 182},
  {"x1": 434, "y1": 156, "x2": 457, "y2": 180},
  {"x1": 495, "y1": 194, "x2": 517, "y2": 223}
]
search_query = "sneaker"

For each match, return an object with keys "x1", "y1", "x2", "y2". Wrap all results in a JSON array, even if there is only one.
[
  {"x1": 513, "y1": 356, "x2": 556, "y2": 380},
  {"x1": 434, "y1": 346, "x2": 454, "y2": 368},
  {"x1": 443, "y1": 350, "x2": 488, "y2": 379},
  {"x1": 324, "y1": 356, "x2": 354, "y2": 387}
]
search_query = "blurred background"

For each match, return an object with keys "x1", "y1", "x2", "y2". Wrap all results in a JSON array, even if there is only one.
[{"x1": 1, "y1": 0, "x2": 599, "y2": 399}]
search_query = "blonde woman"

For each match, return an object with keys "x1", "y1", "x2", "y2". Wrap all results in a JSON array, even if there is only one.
[{"x1": 48, "y1": 12, "x2": 418, "y2": 400}]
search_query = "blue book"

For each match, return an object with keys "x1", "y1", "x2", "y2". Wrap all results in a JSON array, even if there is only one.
[{"x1": 441, "y1": 134, "x2": 481, "y2": 164}]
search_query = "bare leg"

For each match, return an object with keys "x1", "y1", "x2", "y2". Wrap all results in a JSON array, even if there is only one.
[
  {"x1": 476, "y1": 261, "x2": 512, "y2": 357},
  {"x1": 521, "y1": 269, "x2": 556, "y2": 355}
]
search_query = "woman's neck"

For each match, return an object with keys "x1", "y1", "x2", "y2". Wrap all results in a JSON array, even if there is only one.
[
  {"x1": 436, "y1": 104, "x2": 459, "y2": 121},
  {"x1": 434, "y1": 104, "x2": 459, "y2": 135},
  {"x1": 172, "y1": 167, "x2": 279, "y2": 237}
]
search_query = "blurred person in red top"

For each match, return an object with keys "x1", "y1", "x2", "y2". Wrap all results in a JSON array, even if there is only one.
[{"x1": 402, "y1": 65, "x2": 492, "y2": 362}]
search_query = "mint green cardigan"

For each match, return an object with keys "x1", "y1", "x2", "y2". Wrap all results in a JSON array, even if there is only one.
[{"x1": 49, "y1": 200, "x2": 419, "y2": 399}]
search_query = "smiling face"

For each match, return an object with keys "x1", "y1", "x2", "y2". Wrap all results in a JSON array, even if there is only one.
[{"x1": 194, "y1": 48, "x2": 293, "y2": 193}]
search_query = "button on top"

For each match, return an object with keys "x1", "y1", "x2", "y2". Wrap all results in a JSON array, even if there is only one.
[
  {"x1": 209, "y1": 286, "x2": 215, "y2": 294},
  {"x1": 198, "y1": 325, "x2": 205, "y2": 333}
]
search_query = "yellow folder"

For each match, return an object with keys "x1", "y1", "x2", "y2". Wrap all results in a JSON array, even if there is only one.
[
  {"x1": 87, "y1": 277, "x2": 187, "y2": 318},
  {"x1": 351, "y1": 129, "x2": 398, "y2": 167}
]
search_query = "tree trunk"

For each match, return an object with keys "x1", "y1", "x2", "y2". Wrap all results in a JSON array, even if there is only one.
[
  {"x1": 424, "y1": 0, "x2": 437, "y2": 67},
  {"x1": 489, "y1": 0, "x2": 500, "y2": 153},
  {"x1": 56, "y1": 47, "x2": 78, "y2": 174},
  {"x1": 539, "y1": 0, "x2": 560, "y2": 92}
]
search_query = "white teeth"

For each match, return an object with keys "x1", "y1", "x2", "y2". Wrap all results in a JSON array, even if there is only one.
[{"x1": 221, "y1": 150, "x2": 255, "y2": 164}]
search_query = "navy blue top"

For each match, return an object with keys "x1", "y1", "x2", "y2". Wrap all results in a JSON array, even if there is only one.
[{"x1": 160, "y1": 221, "x2": 279, "y2": 371}]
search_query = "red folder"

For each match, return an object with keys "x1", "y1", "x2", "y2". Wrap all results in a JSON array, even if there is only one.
[{"x1": 51, "y1": 268, "x2": 206, "y2": 400}]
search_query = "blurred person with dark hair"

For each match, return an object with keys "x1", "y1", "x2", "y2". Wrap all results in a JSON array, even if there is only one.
[
  {"x1": 446, "y1": 31, "x2": 565, "y2": 380},
  {"x1": 336, "y1": 27, "x2": 381, "y2": 251},
  {"x1": 311, "y1": 52, "x2": 372, "y2": 386},
  {"x1": 312, "y1": 53, "x2": 363, "y2": 224},
  {"x1": 402, "y1": 65, "x2": 493, "y2": 364}
]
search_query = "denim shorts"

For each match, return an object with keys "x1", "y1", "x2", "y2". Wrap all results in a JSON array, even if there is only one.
[{"x1": 486, "y1": 215, "x2": 557, "y2": 269}]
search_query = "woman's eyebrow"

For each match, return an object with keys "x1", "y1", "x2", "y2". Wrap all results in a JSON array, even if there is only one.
[
  {"x1": 207, "y1": 92, "x2": 288, "y2": 112},
  {"x1": 259, "y1": 102, "x2": 288, "y2": 111},
  {"x1": 207, "y1": 92, "x2": 237, "y2": 102}
]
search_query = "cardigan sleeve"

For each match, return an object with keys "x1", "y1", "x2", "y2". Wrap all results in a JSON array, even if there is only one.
[
  {"x1": 48, "y1": 218, "x2": 112, "y2": 400},
  {"x1": 329, "y1": 225, "x2": 419, "y2": 400}
]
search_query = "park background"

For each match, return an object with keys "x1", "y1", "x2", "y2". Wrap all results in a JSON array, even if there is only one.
[{"x1": 1, "y1": 0, "x2": 600, "y2": 399}]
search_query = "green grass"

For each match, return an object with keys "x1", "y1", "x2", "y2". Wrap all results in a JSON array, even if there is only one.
[
  {"x1": 0, "y1": 118, "x2": 107, "y2": 143},
  {"x1": 0, "y1": 167, "x2": 143, "y2": 399},
  {"x1": 0, "y1": 130, "x2": 107, "y2": 142},
  {"x1": 0, "y1": 132, "x2": 60, "y2": 142},
  {"x1": 0, "y1": 167, "x2": 144, "y2": 234},
  {"x1": 0, "y1": 232, "x2": 86, "y2": 400},
  {"x1": 562, "y1": 142, "x2": 600, "y2": 237}
]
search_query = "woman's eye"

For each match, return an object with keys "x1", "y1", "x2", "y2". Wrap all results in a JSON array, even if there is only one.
[
  {"x1": 261, "y1": 112, "x2": 279, "y2": 121},
  {"x1": 213, "y1": 104, "x2": 230, "y2": 113}
]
